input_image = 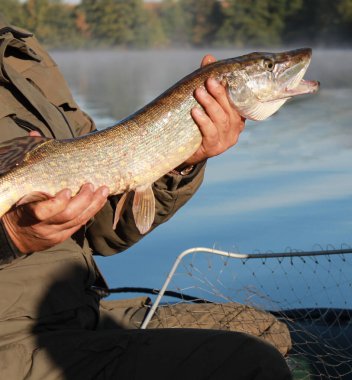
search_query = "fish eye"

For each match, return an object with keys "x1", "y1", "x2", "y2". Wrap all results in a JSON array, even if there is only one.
[{"x1": 263, "y1": 59, "x2": 275, "y2": 71}]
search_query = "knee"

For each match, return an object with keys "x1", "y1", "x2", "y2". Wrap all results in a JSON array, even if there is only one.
[{"x1": 213, "y1": 331, "x2": 292, "y2": 380}]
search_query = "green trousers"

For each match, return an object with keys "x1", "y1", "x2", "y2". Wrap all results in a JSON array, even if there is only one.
[{"x1": 0, "y1": 241, "x2": 291, "y2": 380}]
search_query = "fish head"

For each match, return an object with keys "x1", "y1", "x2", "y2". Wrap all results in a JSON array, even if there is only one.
[{"x1": 225, "y1": 48, "x2": 320, "y2": 120}]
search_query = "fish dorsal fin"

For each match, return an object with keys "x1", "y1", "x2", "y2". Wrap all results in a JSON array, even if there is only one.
[
  {"x1": 0, "y1": 136, "x2": 52, "y2": 175},
  {"x1": 132, "y1": 184, "x2": 156, "y2": 235},
  {"x1": 238, "y1": 98, "x2": 288, "y2": 121}
]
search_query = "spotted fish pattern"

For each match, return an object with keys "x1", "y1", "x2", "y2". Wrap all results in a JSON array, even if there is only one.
[{"x1": 0, "y1": 49, "x2": 319, "y2": 233}]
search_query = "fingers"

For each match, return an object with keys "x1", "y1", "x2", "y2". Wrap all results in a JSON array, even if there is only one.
[
  {"x1": 62, "y1": 185, "x2": 109, "y2": 229},
  {"x1": 20, "y1": 183, "x2": 109, "y2": 229},
  {"x1": 19, "y1": 189, "x2": 72, "y2": 222},
  {"x1": 29, "y1": 131, "x2": 42, "y2": 137},
  {"x1": 185, "y1": 54, "x2": 246, "y2": 165},
  {"x1": 206, "y1": 78, "x2": 245, "y2": 132},
  {"x1": 191, "y1": 106, "x2": 219, "y2": 149},
  {"x1": 194, "y1": 81, "x2": 230, "y2": 133},
  {"x1": 206, "y1": 78, "x2": 233, "y2": 124},
  {"x1": 201, "y1": 54, "x2": 216, "y2": 68},
  {"x1": 46, "y1": 184, "x2": 94, "y2": 224},
  {"x1": 3, "y1": 183, "x2": 109, "y2": 254},
  {"x1": 48, "y1": 184, "x2": 109, "y2": 228},
  {"x1": 199, "y1": 54, "x2": 245, "y2": 131},
  {"x1": 192, "y1": 83, "x2": 233, "y2": 156}
]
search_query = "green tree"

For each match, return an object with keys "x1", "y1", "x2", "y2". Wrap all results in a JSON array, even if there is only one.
[
  {"x1": 159, "y1": 0, "x2": 223, "y2": 47},
  {"x1": 284, "y1": 0, "x2": 351, "y2": 46},
  {"x1": 133, "y1": 6, "x2": 167, "y2": 47},
  {"x1": 337, "y1": 0, "x2": 352, "y2": 43},
  {"x1": 159, "y1": 0, "x2": 189, "y2": 46},
  {"x1": 39, "y1": 4, "x2": 80, "y2": 48},
  {"x1": 21, "y1": 0, "x2": 81, "y2": 48},
  {"x1": 22, "y1": 0, "x2": 50, "y2": 33},
  {"x1": 339, "y1": 0, "x2": 352, "y2": 20},
  {"x1": 5, "y1": 0, "x2": 350, "y2": 49},
  {"x1": 0, "y1": 0, "x2": 26, "y2": 26},
  {"x1": 180, "y1": 0, "x2": 223, "y2": 46},
  {"x1": 217, "y1": 0, "x2": 302, "y2": 47},
  {"x1": 81, "y1": 0, "x2": 154, "y2": 47}
]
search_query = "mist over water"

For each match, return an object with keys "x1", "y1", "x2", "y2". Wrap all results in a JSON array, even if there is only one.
[{"x1": 53, "y1": 49, "x2": 352, "y2": 302}]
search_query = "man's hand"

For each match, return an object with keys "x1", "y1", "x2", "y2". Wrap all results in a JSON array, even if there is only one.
[
  {"x1": 182, "y1": 55, "x2": 246, "y2": 167},
  {"x1": 2, "y1": 183, "x2": 109, "y2": 255},
  {"x1": 1, "y1": 130, "x2": 110, "y2": 255},
  {"x1": 1, "y1": 55, "x2": 244, "y2": 254}
]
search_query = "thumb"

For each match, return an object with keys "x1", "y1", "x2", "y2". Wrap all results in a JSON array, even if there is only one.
[
  {"x1": 201, "y1": 54, "x2": 217, "y2": 68},
  {"x1": 16, "y1": 191, "x2": 52, "y2": 207},
  {"x1": 28, "y1": 131, "x2": 42, "y2": 137},
  {"x1": 19, "y1": 189, "x2": 72, "y2": 221}
]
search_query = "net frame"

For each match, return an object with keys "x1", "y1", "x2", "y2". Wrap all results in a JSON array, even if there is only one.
[{"x1": 140, "y1": 247, "x2": 352, "y2": 380}]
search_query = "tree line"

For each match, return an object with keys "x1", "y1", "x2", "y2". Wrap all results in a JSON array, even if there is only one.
[{"x1": 2, "y1": 0, "x2": 352, "y2": 49}]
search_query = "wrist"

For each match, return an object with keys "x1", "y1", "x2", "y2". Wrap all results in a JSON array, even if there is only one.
[
  {"x1": 0, "y1": 218, "x2": 25, "y2": 264},
  {"x1": 1, "y1": 214, "x2": 31, "y2": 255},
  {"x1": 169, "y1": 163, "x2": 195, "y2": 176}
]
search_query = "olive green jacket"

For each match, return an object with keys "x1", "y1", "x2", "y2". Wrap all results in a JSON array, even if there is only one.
[
  {"x1": 0, "y1": 23, "x2": 293, "y2": 380},
  {"x1": 0, "y1": 21, "x2": 205, "y2": 324}
]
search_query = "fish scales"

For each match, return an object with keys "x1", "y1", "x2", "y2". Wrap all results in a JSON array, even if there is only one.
[{"x1": 0, "y1": 49, "x2": 319, "y2": 234}]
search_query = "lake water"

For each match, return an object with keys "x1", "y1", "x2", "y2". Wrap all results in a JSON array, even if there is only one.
[{"x1": 52, "y1": 49, "x2": 352, "y2": 307}]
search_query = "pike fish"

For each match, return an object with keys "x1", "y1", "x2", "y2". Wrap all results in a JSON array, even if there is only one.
[{"x1": 0, "y1": 48, "x2": 319, "y2": 234}]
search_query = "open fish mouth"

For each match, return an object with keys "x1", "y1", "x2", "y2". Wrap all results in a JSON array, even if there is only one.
[
  {"x1": 235, "y1": 48, "x2": 320, "y2": 121},
  {"x1": 0, "y1": 48, "x2": 320, "y2": 231},
  {"x1": 280, "y1": 52, "x2": 320, "y2": 98},
  {"x1": 284, "y1": 79, "x2": 320, "y2": 97}
]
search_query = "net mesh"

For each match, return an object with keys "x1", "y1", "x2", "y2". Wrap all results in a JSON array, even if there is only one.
[{"x1": 144, "y1": 247, "x2": 352, "y2": 380}]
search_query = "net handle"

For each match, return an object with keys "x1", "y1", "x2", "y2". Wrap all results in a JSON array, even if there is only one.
[{"x1": 140, "y1": 246, "x2": 352, "y2": 329}]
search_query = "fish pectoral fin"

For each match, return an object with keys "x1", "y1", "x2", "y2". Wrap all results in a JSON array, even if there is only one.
[
  {"x1": 0, "y1": 136, "x2": 52, "y2": 175},
  {"x1": 112, "y1": 192, "x2": 129, "y2": 230},
  {"x1": 132, "y1": 184, "x2": 156, "y2": 235}
]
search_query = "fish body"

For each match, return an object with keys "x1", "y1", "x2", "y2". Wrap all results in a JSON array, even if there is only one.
[{"x1": 0, "y1": 48, "x2": 319, "y2": 234}]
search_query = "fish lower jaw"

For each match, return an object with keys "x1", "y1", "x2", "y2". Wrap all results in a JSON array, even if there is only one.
[{"x1": 284, "y1": 79, "x2": 320, "y2": 96}]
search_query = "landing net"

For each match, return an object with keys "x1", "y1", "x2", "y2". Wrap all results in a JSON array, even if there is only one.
[{"x1": 140, "y1": 246, "x2": 352, "y2": 380}]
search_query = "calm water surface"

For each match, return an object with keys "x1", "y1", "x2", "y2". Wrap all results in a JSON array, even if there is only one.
[{"x1": 52, "y1": 49, "x2": 352, "y2": 306}]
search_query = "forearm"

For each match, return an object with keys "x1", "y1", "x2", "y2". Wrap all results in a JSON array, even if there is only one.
[{"x1": 87, "y1": 162, "x2": 206, "y2": 255}]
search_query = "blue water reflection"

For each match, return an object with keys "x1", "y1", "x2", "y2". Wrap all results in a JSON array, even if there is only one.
[{"x1": 52, "y1": 49, "x2": 352, "y2": 305}]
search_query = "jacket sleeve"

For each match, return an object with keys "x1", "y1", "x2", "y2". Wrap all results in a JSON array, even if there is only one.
[
  {"x1": 0, "y1": 21, "x2": 207, "y2": 258},
  {"x1": 0, "y1": 219, "x2": 24, "y2": 265},
  {"x1": 86, "y1": 162, "x2": 206, "y2": 255}
]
